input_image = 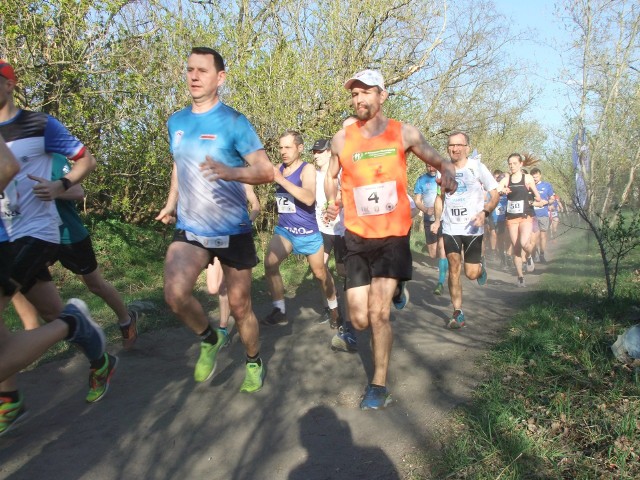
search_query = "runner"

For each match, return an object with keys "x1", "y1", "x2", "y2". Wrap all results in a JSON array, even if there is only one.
[
  {"x1": 11, "y1": 153, "x2": 139, "y2": 348},
  {"x1": 431, "y1": 131, "x2": 499, "y2": 329},
  {"x1": 262, "y1": 130, "x2": 340, "y2": 328},
  {"x1": 311, "y1": 137, "x2": 358, "y2": 352},
  {"x1": 530, "y1": 167, "x2": 554, "y2": 263},
  {"x1": 156, "y1": 47, "x2": 273, "y2": 392},
  {"x1": 205, "y1": 183, "x2": 260, "y2": 345},
  {"x1": 415, "y1": 164, "x2": 448, "y2": 296},
  {"x1": 324, "y1": 69, "x2": 457, "y2": 410},
  {"x1": 492, "y1": 171, "x2": 510, "y2": 270},
  {"x1": 497, "y1": 153, "x2": 542, "y2": 287},
  {"x1": 0, "y1": 61, "x2": 114, "y2": 435},
  {"x1": 549, "y1": 194, "x2": 564, "y2": 240}
]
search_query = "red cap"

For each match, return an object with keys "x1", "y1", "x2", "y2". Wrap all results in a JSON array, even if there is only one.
[{"x1": 0, "y1": 60, "x2": 17, "y2": 83}]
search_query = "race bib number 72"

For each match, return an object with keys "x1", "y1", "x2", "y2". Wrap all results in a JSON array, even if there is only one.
[{"x1": 276, "y1": 193, "x2": 296, "y2": 214}]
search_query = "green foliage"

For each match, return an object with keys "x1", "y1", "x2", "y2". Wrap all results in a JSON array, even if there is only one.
[{"x1": 1, "y1": 0, "x2": 542, "y2": 225}]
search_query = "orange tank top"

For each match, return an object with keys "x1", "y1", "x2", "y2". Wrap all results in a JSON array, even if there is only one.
[{"x1": 339, "y1": 119, "x2": 411, "y2": 238}]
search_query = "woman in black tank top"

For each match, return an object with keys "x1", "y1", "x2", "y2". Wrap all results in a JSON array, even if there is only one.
[{"x1": 497, "y1": 153, "x2": 542, "y2": 287}]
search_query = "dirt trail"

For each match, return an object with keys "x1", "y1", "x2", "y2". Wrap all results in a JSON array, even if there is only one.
[{"x1": 0, "y1": 251, "x2": 544, "y2": 480}]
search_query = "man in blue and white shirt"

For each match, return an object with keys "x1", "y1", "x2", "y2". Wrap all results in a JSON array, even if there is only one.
[{"x1": 157, "y1": 47, "x2": 273, "y2": 393}]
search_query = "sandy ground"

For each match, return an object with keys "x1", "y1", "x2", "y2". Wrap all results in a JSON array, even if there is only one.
[{"x1": 0, "y1": 251, "x2": 542, "y2": 480}]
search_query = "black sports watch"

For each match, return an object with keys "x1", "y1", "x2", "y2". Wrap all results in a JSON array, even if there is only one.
[{"x1": 59, "y1": 177, "x2": 72, "y2": 190}]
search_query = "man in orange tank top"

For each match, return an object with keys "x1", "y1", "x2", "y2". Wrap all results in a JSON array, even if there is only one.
[{"x1": 324, "y1": 69, "x2": 457, "y2": 410}]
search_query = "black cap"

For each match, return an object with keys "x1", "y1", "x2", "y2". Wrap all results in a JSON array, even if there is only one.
[{"x1": 311, "y1": 139, "x2": 330, "y2": 151}]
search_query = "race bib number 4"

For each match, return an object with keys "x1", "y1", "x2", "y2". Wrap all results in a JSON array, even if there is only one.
[
  {"x1": 353, "y1": 181, "x2": 398, "y2": 216},
  {"x1": 507, "y1": 200, "x2": 524, "y2": 214},
  {"x1": 276, "y1": 193, "x2": 296, "y2": 214}
]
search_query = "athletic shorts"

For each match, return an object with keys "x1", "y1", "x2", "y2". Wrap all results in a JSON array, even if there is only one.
[
  {"x1": 343, "y1": 230, "x2": 412, "y2": 289},
  {"x1": 321, "y1": 232, "x2": 346, "y2": 265},
  {"x1": 531, "y1": 216, "x2": 539, "y2": 233},
  {"x1": 443, "y1": 234, "x2": 483, "y2": 264},
  {"x1": 0, "y1": 241, "x2": 15, "y2": 296},
  {"x1": 495, "y1": 220, "x2": 506, "y2": 235},
  {"x1": 536, "y1": 216, "x2": 550, "y2": 232},
  {"x1": 5, "y1": 236, "x2": 59, "y2": 295},
  {"x1": 274, "y1": 226, "x2": 323, "y2": 256},
  {"x1": 172, "y1": 229, "x2": 258, "y2": 270},
  {"x1": 423, "y1": 218, "x2": 441, "y2": 245},
  {"x1": 55, "y1": 236, "x2": 98, "y2": 275},
  {"x1": 506, "y1": 216, "x2": 533, "y2": 226}
]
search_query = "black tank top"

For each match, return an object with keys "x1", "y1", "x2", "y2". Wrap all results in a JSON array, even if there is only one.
[{"x1": 506, "y1": 174, "x2": 533, "y2": 219}]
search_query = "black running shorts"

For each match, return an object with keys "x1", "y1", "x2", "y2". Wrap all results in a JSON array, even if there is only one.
[
  {"x1": 443, "y1": 234, "x2": 483, "y2": 264},
  {"x1": 172, "y1": 230, "x2": 258, "y2": 270},
  {"x1": 321, "y1": 232, "x2": 346, "y2": 265},
  {"x1": 56, "y1": 235, "x2": 98, "y2": 275},
  {"x1": 343, "y1": 230, "x2": 412, "y2": 289},
  {"x1": 8, "y1": 236, "x2": 59, "y2": 294}
]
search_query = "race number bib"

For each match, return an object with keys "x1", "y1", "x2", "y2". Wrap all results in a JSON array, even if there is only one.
[
  {"x1": 0, "y1": 181, "x2": 20, "y2": 224},
  {"x1": 448, "y1": 206, "x2": 470, "y2": 224},
  {"x1": 185, "y1": 231, "x2": 230, "y2": 248},
  {"x1": 507, "y1": 200, "x2": 524, "y2": 214},
  {"x1": 276, "y1": 193, "x2": 296, "y2": 214},
  {"x1": 353, "y1": 181, "x2": 398, "y2": 216}
]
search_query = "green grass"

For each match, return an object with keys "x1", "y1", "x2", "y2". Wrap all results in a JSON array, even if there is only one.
[
  {"x1": 427, "y1": 231, "x2": 640, "y2": 479},
  {"x1": 4, "y1": 217, "x2": 317, "y2": 363}
]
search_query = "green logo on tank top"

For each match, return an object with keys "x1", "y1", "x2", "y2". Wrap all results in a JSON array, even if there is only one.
[{"x1": 352, "y1": 148, "x2": 397, "y2": 162}]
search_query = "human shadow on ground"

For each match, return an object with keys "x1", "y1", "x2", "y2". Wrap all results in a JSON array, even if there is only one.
[{"x1": 288, "y1": 406, "x2": 400, "y2": 480}]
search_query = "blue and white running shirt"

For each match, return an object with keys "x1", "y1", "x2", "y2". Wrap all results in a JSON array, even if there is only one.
[
  {"x1": 0, "y1": 110, "x2": 85, "y2": 243},
  {"x1": 168, "y1": 102, "x2": 264, "y2": 237}
]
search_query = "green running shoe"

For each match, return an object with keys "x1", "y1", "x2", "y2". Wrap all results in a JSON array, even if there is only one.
[
  {"x1": 86, "y1": 353, "x2": 118, "y2": 403},
  {"x1": 194, "y1": 329, "x2": 226, "y2": 382},
  {"x1": 433, "y1": 283, "x2": 444, "y2": 296},
  {"x1": 0, "y1": 392, "x2": 27, "y2": 436},
  {"x1": 240, "y1": 361, "x2": 265, "y2": 393}
]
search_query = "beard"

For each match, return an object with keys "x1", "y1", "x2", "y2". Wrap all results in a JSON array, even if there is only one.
[{"x1": 356, "y1": 104, "x2": 373, "y2": 121}]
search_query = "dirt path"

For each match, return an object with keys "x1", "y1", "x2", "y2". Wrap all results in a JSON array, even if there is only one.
[{"x1": 0, "y1": 251, "x2": 544, "y2": 480}]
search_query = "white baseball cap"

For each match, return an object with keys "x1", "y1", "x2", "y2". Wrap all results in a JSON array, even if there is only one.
[{"x1": 344, "y1": 69, "x2": 385, "y2": 91}]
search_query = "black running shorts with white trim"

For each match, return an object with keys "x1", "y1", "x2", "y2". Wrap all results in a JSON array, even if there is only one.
[
  {"x1": 172, "y1": 229, "x2": 258, "y2": 270},
  {"x1": 343, "y1": 230, "x2": 412, "y2": 289},
  {"x1": 443, "y1": 234, "x2": 483, "y2": 264}
]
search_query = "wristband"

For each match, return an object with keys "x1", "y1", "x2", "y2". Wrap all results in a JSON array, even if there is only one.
[{"x1": 60, "y1": 177, "x2": 72, "y2": 191}]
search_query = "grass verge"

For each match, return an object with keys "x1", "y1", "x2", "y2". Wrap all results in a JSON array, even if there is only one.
[{"x1": 425, "y1": 231, "x2": 640, "y2": 479}]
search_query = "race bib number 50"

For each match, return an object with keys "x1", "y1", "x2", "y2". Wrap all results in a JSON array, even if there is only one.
[
  {"x1": 507, "y1": 200, "x2": 524, "y2": 214},
  {"x1": 353, "y1": 181, "x2": 398, "y2": 216}
]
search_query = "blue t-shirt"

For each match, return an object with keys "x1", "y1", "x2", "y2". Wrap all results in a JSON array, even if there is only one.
[
  {"x1": 0, "y1": 218, "x2": 8, "y2": 242},
  {"x1": 167, "y1": 102, "x2": 264, "y2": 236},
  {"x1": 413, "y1": 173, "x2": 439, "y2": 209},
  {"x1": 494, "y1": 194, "x2": 508, "y2": 222},
  {"x1": 534, "y1": 181, "x2": 554, "y2": 217}
]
